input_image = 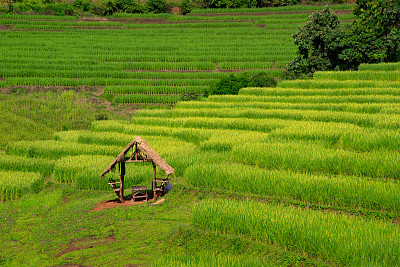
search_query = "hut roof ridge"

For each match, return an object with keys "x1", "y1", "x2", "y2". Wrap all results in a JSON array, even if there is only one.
[{"x1": 101, "y1": 136, "x2": 174, "y2": 177}]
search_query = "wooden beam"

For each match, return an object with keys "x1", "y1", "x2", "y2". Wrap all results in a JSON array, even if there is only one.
[
  {"x1": 125, "y1": 159, "x2": 151, "y2": 163},
  {"x1": 152, "y1": 162, "x2": 156, "y2": 198},
  {"x1": 119, "y1": 162, "x2": 125, "y2": 203}
]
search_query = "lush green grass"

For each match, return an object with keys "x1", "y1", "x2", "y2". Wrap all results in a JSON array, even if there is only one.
[
  {"x1": 0, "y1": 90, "x2": 117, "y2": 150},
  {"x1": 186, "y1": 162, "x2": 400, "y2": 213},
  {"x1": 0, "y1": 185, "x2": 328, "y2": 266},
  {"x1": 2, "y1": 8, "x2": 399, "y2": 267},
  {"x1": 0, "y1": 170, "x2": 43, "y2": 201},
  {"x1": 194, "y1": 199, "x2": 400, "y2": 266}
]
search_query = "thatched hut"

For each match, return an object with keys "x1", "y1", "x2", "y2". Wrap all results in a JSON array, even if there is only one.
[{"x1": 100, "y1": 136, "x2": 174, "y2": 203}]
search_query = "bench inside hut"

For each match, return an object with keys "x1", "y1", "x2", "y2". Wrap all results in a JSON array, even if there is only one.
[{"x1": 100, "y1": 136, "x2": 174, "y2": 203}]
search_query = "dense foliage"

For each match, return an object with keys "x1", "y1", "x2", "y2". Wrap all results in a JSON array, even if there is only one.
[
  {"x1": 209, "y1": 72, "x2": 277, "y2": 95},
  {"x1": 0, "y1": 0, "x2": 354, "y2": 14},
  {"x1": 193, "y1": 0, "x2": 346, "y2": 9},
  {"x1": 285, "y1": 1, "x2": 400, "y2": 78},
  {"x1": 0, "y1": 0, "x2": 185, "y2": 15}
]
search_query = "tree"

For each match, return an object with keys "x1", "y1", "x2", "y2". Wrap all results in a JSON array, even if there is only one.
[
  {"x1": 285, "y1": 2, "x2": 400, "y2": 79},
  {"x1": 284, "y1": 7, "x2": 341, "y2": 78}
]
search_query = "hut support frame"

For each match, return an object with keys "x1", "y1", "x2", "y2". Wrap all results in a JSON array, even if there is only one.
[{"x1": 101, "y1": 136, "x2": 174, "y2": 203}]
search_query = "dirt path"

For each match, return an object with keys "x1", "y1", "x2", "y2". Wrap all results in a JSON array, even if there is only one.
[{"x1": 93, "y1": 198, "x2": 165, "y2": 211}]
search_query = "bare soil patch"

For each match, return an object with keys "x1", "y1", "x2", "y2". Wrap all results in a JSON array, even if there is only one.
[
  {"x1": 94, "y1": 197, "x2": 165, "y2": 211},
  {"x1": 14, "y1": 29, "x2": 65, "y2": 32},
  {"x1": 55, "y1": 235, "x2": 115, "y2": 258},
  {"x1": 110, "y1": 17, "x2": 250, "y2": 25},
  {"x1": 93, "y1": 197, "x2": 167, "y2": 211},
  {"x1": 79, "y1": 17, "x2": 109, "y2": 22},
  {"x1": 72, "y1": 26, "x2": 124, "y2": 29},
  {"x1": 0, "y1": 25, "x2": 12, "y2": 31},
  {"x1": 94, "y1": 199, "x2": 146, "y2": 211}
]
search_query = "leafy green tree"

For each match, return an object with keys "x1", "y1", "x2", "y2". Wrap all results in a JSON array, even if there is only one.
[
  {"x1": 145, "y1": 0, "x2": 167, "y2": 13},
  {"x1": 180, "y1": 0, "x2": 192, "y2": 15},
  {"x1": 284, "y1": 7, "x2": 341, "y2": 78},
  {"x1": 285, "y1": 1, "x2": 400, "y2": 78}
]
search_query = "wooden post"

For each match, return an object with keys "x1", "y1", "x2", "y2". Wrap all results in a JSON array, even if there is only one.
[
  {"x1": 135, "y1": 143, "x2": 138, "y2": 161},
  {"x1": 152, "y1": 162, "x2": 156, "y2": 198},
  {"x1": 119, "y1": 162, "x2": 125, "y2": 203}
]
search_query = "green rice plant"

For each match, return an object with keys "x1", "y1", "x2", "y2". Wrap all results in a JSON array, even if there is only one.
[
  {"x1": 54, "y1": 130, "x2": 134, "y2": 147},
  {"x1": 123, "y1": 22, "x2": 255, "y2": 29},
  {"x1": 131, "y1": 116, "x2": 288, "y2": 133},
  {"x1": 135, "y1": 107, "x2": 400, "y2": 129},
  {"x1": 0, "y1": 14, "x2": 76, "y2": 20},
  {"x1": 52, "y1": 154, "x2": 154, "y2": 190},
  {"x1": 276, "y1": 80, "x2": 400, "y2": 89},
  {"x1": 6, "y1": 140, "x2": 122, "y2": 159},
  {"x1": 197, "y1": 130, "x2": 268, "y2": 152},
  {"x1": 209, "y1": 94, "x2": 400, "y2": 105},
  {"x1": 54, "y1": 129, "x2": 195, "y2": 156},
  {"x1": 193, "y1": 199, "x2": 400, "y2": 266},
  {"x1": 55, "y1": 127, "x2": 201, "y2": 176},
  {"x1": 218, "y1": 62, "x2": 274, "y2": 69},
  {"x1": 154, "y1": 253, "x2": 271, "y2": 267},
  {"x1": 339, "y1": 127, "x2": 400, "y2": 152},
  {"x1": 0, "y1": 110, "x2": 53, "y2": 150},
  {"x1": 92, "y1": 120, "x2": 210, "y2": 145},
  {"x1": 113, "y1": 94, "x2": 182, "y2": 104},
  {"x1": 314, "y1": 71, "x2": 400, "y2": 82},
  {"x1": 190, "y1": 4, "x2": 352, "y2": 14},
  {"x1": 240, "y1": 86, "x2": 400, "y2": 97},
  {"x1": 186, "y1": 162, "x2": 400, "y2": 213},
  {"x1": 0, "y1": 170, "x2": 43, "y2": 201},
  {"x1": 231, "y1": 139, "x2": 400, "y2": 179},
  {"x1": 75, "y1": 161, "x2": 154, "y2": 191},
  {"x1": 53, "y1": 155, "x2": 114, "y2": 183},
  {"x1": 270, "y1": 120, "x2": 400, "y2": 152},
  {"x1": 176, "y1": 98, "x2": 392, "y2": 114},
  {"x1": 103, "y1": 86, "x2": 208, "y2": 95},
  {"x1": 0, "y1": 91, "x2": 97, "y2": 133},
  {"x1": 358, "y1": 62, "x2": 400, "y2": 71},
  {"x1": 0, "y1": 154, "x2": 54, "y2": 177}
]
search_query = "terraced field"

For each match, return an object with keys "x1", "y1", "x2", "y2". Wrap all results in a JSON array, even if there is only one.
[
  {"x1": 2, "y1": 60, "x2": 400, "y2": 265},
  {"x1": 0, "y1": 4, "x2": 353, "y2": 105},
  {"x1": 3, "y1": 5, "x2": 400, "y2": 267}
]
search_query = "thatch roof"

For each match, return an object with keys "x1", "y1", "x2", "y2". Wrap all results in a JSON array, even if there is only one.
[{"x1": 101, "y1": 136, "x2": 174, "y2": 177}]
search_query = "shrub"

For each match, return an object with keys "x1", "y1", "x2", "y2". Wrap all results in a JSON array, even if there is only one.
[
  {"x1": 117, "y1": 0, "x2": 144, "y2": 13},
  {"x1": 248, "y1": 72, "x2": 277, "y2": 87},
  {"x1": 5, "y1": 1, "x2": 75, "y2": 15},
  {"x1": 209, "y1": 74, "x2": 250, "y2": 95},
  {"x1": 91, "y1": 0, "x2": 114, "y2": 15},
  {"x1": 209, "y1": 72, "x2": 276, "y2": 95},
  {"x1": 72, "y1": 0, "x2": 92, "y2": 12},
  {"x1": 179, "y1": 0, "x2": 191, "y2": 15},
  {"x1": 145, "y1": 0, "x2": 167, "y2": 13}
]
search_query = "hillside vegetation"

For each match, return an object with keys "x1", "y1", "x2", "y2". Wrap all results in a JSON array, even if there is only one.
[{"x1": 1, "y1": 4, "x2": 400, "y2": 267}]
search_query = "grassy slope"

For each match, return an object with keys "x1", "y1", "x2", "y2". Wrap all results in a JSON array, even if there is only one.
[
  {"x1": 3, "y1": 4, "x2": 392, "y2": 266},
  {"x1": 0, "y1": 90, "x2": 128, "y2": 150},
  {"x1": 0, "y1": 183, "x2": 329, "y2": 266}
]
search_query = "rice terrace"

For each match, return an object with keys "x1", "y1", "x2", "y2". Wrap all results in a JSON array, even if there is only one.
[{"x1": 0, "y1": 0, "x2": 400, "y2": 266}]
